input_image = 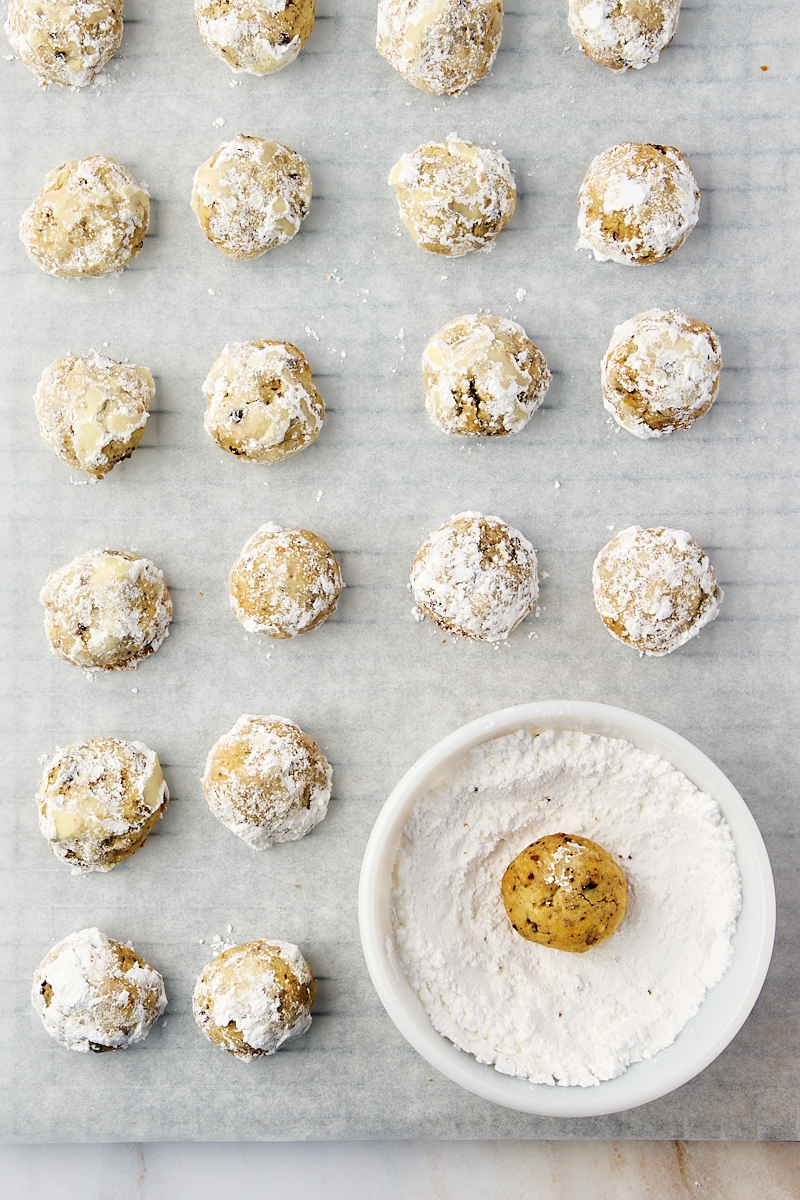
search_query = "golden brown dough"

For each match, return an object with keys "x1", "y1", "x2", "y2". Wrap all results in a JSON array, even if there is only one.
[
  {"x1": 195, "y1": 0, "x2": 315, "y2": 75},
  {"x1": 568, "y1": 0, "x2": 681, "y2": 72},
  {"x1": 376, "y1": 0, "x2": 502, "y2": 95},
  {"x1": 229, "y1": 523, "x2": 342, "y2": 638},
  {"x1": 5, "y1": 0, "x2": 124, "y2": 88}
]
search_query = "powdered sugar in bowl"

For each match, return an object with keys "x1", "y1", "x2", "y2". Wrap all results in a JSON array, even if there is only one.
[{"x1": 358, "y1": 701, "x2": 775, "y2": 1116}]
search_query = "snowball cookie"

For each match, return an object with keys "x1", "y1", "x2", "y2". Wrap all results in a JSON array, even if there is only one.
[
  {"x1": 20, "y1": 155, "x2": 149, "y2": 278},
  {"x1": 5, "y1": 0, "x2": 124, "y2": 88},
  {"x1": 203, "y1": 340, "x2": 323, "y2": 462},
  {"x1": 193, "y1": 940, "x2": 315, "y2": 1061},
  {"x1": 602, "y1": 309, "x2": 721, "y2": 438},
  {"x1": 377, "y1": 0, "x2": 502, "y2": 96},
  {"x1": 38, "y1": 738, "x2": 168, "y2": 872},
  {"x1": 411, "y1": 511, "x2": 537, "y2": 641},
  {"x1": 568, "y1": 0, "x2": 681, "y2": 72},
  {"x1": 202, "y1": 715, "x2": 331, "y2": 849},
  {"x1": 32, "y1": 928, "x2": 166, "y2": 1052},
  {"x1": 593, "y1": 526, "x2": 722, "y2": 656},
  {"x1": 191, "y1": 135, "x2": 311, "y2": 260},
  {"x1": 577, "y1": 142, "x2": 699, "y2": 265},
  {"x1": 229, "y1": 523, "x2": 342, "y2": 638},
  {"x1": 195, "y1": 0, "x2": 314, "y2": 75},
  {"x1": 502, "y1": 834, "x2": 628, "y2": 953},
  {"x1": 389, "y1": 136, "x2": 516, "y2": 256},
  {"x1": 423, "y1": 313, "x2": 551, "y2": 436},
  {"x1": 40, "y1": 549, "x2": 172, "y2": 670},
  {"x1": 34, "y1": 353, "x2": 153, "y2": 477}
]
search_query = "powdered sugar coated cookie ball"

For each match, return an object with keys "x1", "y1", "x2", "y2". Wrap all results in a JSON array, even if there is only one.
[
  {"x1": 423, "y1": 313, "x2": 550, "y2": 436},
  {"x1": 195, "y1": 0, "x2": 314, "y2": 75},
  {"x1": 592, "y1": 526, "x2": 722, "y2": 655},
  {"x1": 389, "y1": 136, "x2": 516, "y2": 256},
  {"x1": 229, "y1": 523, "x2": 342, "y2": 638},
  {"x1": 32, "y1": 928, "x2": 166, "y2": 1052},
  {"x1": 377, "y1": 0, "x2": 502, "y2": 96},
  {"x1": 577, "y1": 142, "x2": 699, "y2": 265},
  {"x1": 602, "y1": 309, "x2": 721, "y2": 438},
  {"x1": 568, "y1": 0, "x2": 681, "y2": 72},
  {"x1": 5, "y1": 0, "x2": 123, "y2": 88},
  {"x1": 202, "y1": 715, "x2": 331, "y2": 849},
  {"x1": 411, "y1": 511, "x2": 537, "y2": 641},
  {"x1": 191, "y1": 135, "x2": 311, "y2": 260}
]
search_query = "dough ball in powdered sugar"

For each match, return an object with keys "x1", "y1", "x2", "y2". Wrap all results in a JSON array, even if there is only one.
[
  {"x1": 389, "y1": 136, "x2": 516, "y2": 257},
  {"x1": 202, "y1": 715, "x2": 331, "y2": 849},
  {"x1": 592, "y1": 526, "x2": 722, "y2": 656},
  {"x1": 20, "y1": 155, "x2": 149, "y2": 277},
  {"x1": 193, "y1": 940, "x2": 315, "y2": 1060},
  {"x1": 377, "y1": 0, "x2": 502, "y2": 96},
  {"x1": 195, "y1": 0, "x2": 314, "y2": 75},
  {"x1": 577, "y1": 142, "x2": 699, "y2": 265},
  {"x1": 568, "y1": 0, "x2": 681, "y2": 72},
  {"x1": 602, "y1": 309, "x2": 721, "y2": 439},
  {"x1": 40, "y1": 548, "x2": 172, "y2": 671},
  {"x1": 38, "y1": 737, "x2": 168, "y2": 872},
  {"x1": 229, "y1": 523, "x2": 342, "y2": 639},
  {"x1": 32, "y1": 928, "x2": 166, "y2": 1053},
  {"x1": 423, "y1": 313, "x2": 551, "y2": 436},
  {"x1": 5, "y1": 0, "x2": 123, "y2": 88},
  {"x1": 411, "y1": 512, "x2": 537, "y2": 641},
  {"x1": 191, "y1": 135, "x2": 311, "y2": 260}
]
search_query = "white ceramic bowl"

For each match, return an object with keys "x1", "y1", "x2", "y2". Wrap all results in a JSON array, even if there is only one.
[{"x1": 358, "y1": 701, "x2": 776, "y2": 1117}]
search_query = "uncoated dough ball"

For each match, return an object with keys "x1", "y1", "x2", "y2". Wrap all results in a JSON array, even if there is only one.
[
  {"x1": 376, "y1": 0, "x2": 502, "y2": 96},
  {"x1": 193, "y1": 940, "x2": 315, "y2": 1061},
  {"x1": 389, "y1": 136, "x2": 516, "y2": 256},
  {"x1": 38, "y1": 738, "x2": 168, "y2": 872},
  {"x1": 202, "y1": 715, "x2": 331, "y2": 849},
  {"x1": 229, "y1": 522, "x2": 342, "y2": 638},
  {"x1": 34, "y1": 353, "x2": 154, "y2": 477},
  {"x1": 411, "y1": 511, "x2": 537, "y2": 641},
  {"x1": 602, "y1": 309, "x2": 721, "y2": 438},
  {"x1": 568, "y1": 0, "x2": 681, "y2": 72},
  {"x1": 191, "y1": 135, "x2": 312, "y2": 260},
  {"x1": 577, "y1": 142, "x2": 699, "y2": 265},
  {"x1": 32, "y1": 927, "x2": 166, "y2": 1052},
  {"x1": 203, "y1": 340, "x2": 323, "y2": 462},
  {"x1": 195, "y1": 0, "x2": 314, "y2": 75},
  {"x1": 423, "y1": 313, "x2": 551, "y2": 436},
  {"x1": 40, "y1": 549, "x2": 172, "y2": 670},
  {"x1": 20, "y1": 155, "x2": 149, "y2": 277},
  {"x1": 592, "y1": 526, "x2": 722, "y2": 656},
  {"x1": 502, "y1": 834, "x2": 628, "y2": 953},
  {"x1": 5, "y1": 0, "x2": 124, "y2": 88}
]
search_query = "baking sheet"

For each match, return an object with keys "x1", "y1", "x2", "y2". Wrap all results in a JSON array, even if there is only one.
[{"x1": 1, "y1": 0, "x2": 798, "y2": 1141}]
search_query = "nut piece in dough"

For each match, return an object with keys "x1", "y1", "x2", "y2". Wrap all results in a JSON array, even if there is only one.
[
  {"x1": 34, "y1": 353, "x2": 154, "y2": 477},
  {"x1": 32, "y1": 927, "x2": 166, "y2": 1052},
  {"x1": 229, "y1": 522, "x2": 342, "y2": 639},
  {"x1": 195, "y1": 0, "x2": 314, "y2": 75},
  {"x1": 389, "y1": 136, "x2": 516, "y2": 257},
  {"x1": 411, "y1": 511, "x2": 537, "y2": 641},
  {"x1": 193, "y1": 940, "x2": 315, "y2": 1061},
  {"x1": 568, "y1": 0, "x2": 681, "y2": 72},
  {"x1": 502, "y1": 834, "x2": 628, "y2": 953},
  {"x1": 377, "y1": 0, "x2": 502, "y2": 96},
  {"x1": 191, "y1": 135, "x2": 311, "y2": 260},
  {"x1": 577, "y1": 142, "x2": 699, "y2": 265},
  {"x1": 423, "y1": 313, "x2": 551, "y2": 436},
  {"x1": 40, "y1": 548, "x2": 172, "y2": 671},
  {"x1": 38, "y1": 738, "x2": 168, "y2": 872},
  {"x1": 602, "y1": 309, "x2": 721, "y2": 438},
  {"x1": 5, "y1": 0, "x2": 123, "y2": 88},
  {"x1": 202, "y1": 715, "x2": 331, "y2": 849},
  {"x1": 592, "y1": 525, "x2": 722, "y2": 656},
  {"x1": 203, "y1": 340, "x2": 323, "y2": 462}
]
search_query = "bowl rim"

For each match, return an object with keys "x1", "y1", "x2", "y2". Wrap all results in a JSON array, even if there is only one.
[{"x1": 358, "y1": 700, "x2": 776, "y2": 1117}]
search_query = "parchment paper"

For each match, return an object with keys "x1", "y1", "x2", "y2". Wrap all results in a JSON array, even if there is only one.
[{"x1": 1, "y1": 0, "x2": 798, "y2": 1141}]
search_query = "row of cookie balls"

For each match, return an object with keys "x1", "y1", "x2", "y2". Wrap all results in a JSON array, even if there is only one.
[
  {"x1": 19, "y1": 136, "x2": 701, "y2": 278},
  {"x1": 33, "y1": 927, "x2": 315, "y2": 1060}
]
